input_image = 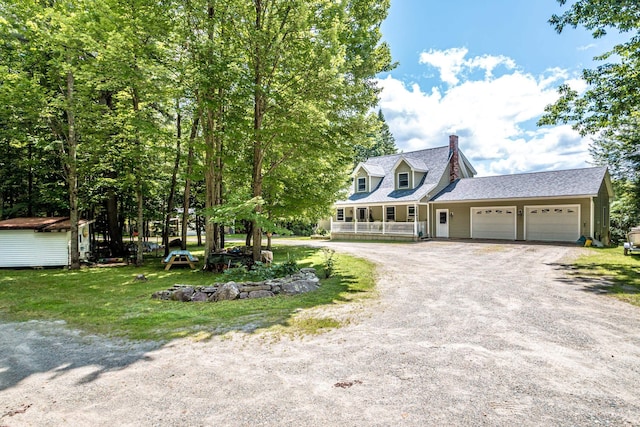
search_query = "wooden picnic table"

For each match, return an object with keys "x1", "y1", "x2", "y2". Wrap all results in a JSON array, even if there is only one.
[{"x1": 163, "y1": 250, "x2": 199, "y2": 270}]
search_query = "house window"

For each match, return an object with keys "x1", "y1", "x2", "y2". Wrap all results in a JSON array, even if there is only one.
[
  {"x1": 407, "y1": 205, "x2": 416, "y2": 221},
  {"x1": 398, "y1": 172, "x2": 409, "y2": 189},
  {"x1": 439, "y1": 211, "x2": 447, "y2": 224},
  {"x1": 336, "y1": 208, "x2": 344, "y2": 221},
  {"x1": 357, "y1": 177, "x2": 367, "y2": 192},
  {"x1": 357, "y1": 208, "x2": 367, "y2": 221},
  {"x1": 386, "y1": 206, "x2": 395, "y2": 221}
]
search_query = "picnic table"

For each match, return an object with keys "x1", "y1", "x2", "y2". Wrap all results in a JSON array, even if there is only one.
[{"x1": 163, "y1": 250, "x2": 199, "y2": 270}]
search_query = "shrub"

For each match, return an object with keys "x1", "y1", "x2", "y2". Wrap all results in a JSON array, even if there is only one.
[{"x1": 321, "y1": 248, "x2": 336, "y2": 278}]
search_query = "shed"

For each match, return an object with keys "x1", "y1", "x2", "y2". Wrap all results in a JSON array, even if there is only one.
[{"x1": 0, "y1": 217, "x2": 92, "y2": 268}]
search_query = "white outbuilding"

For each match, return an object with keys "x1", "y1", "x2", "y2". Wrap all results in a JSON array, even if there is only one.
[{"x1": 0, "y1": 217, "x2": 92, "y2": 268}]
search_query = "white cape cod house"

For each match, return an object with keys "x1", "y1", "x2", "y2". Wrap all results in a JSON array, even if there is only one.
[{"x1": 331, "y1": 135, "x2": 613, "y2": 244}]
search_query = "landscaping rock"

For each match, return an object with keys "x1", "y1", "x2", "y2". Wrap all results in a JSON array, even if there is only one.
[
  {"x1": 248, "y1": 290, "x2": 274, "y2": 299},
  {"x1": 151, "y1": 270, "x2": 321, "y2": 303},
  {"x1": 213, "y1": 282, "x2": 240, "y2": 301},
  {"x1": 282, "y1": 280, "x2": 319, "y2": 295},
  {"x1": 239, "y1": 284, "x2": 272, "y2": 293},
  {"x1": 191, "y1": 291, "x2": 208, "y2": 302}
]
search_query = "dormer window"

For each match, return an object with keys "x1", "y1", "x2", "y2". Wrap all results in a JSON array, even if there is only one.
[
  {"x1": 357, "y1": 177, "x2": 367, "y2": 192},
  {"x1": 398, "y1": 172, "x2": 409, "y2": 189}
]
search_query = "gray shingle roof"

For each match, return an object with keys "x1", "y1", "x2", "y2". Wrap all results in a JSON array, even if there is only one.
[
  {"x1": 432, "y1": 167, "x2": 609, "y2": 202},
  {"x1": 355, "y1": 163, "x2": 385, "y2": 177},
  {"x1": 336, "y1": 146, "x2": 451, "y2": 205}
]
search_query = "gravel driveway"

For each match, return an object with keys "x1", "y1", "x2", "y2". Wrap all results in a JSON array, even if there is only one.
[{"x1": 2, "y1": 240, "x2": 640, "y2": 426}]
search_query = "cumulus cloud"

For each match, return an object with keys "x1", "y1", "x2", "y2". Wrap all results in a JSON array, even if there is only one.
[
  {"x1": 419, "y1": 47, "x2": 517, "y2": 85},
  {"x1": 378, "y1": 48, "x2": 592, "y2": 176}
]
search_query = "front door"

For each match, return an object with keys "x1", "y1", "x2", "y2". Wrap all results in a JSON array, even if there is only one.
[{"x1": 436, "y1": 209, "x2": 449, "y2": 238}]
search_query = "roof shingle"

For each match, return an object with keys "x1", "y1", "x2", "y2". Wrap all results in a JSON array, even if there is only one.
[{"x1": 432, "y1": 167, "x2": 609, "y2": 202}]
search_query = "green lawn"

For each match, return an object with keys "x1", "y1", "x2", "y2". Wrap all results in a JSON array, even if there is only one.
[
  {"x1": 0, "y1": 244, "x2": 376, "y2": 341},
  {"x1": 573, "y1": 246, "x2": 640, "y2": 306}
]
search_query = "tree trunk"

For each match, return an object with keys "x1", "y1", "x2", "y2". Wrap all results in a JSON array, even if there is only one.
[
  {"x1": 181, "y1": 117, "x2": 199, "y2": 251},
  {"x1": 164, "y1": 101, "x2": 182, "y2": 257},
  {"x1": 245, "y1": 220, "x2": 252, "y2": 247},
  {"x1": 105, "y1": 191, "x2": 124, "y2": 255},
  {"x1": 251, "y1": 1, "x2": 264, "y2": 262},
  {"x1": 132, "y1": 89, "x2": 144, "y2": 266},
  {"x1": 66, "y1": 70, "x2": 80, "y2": 270},
  {"x1": 196, "y1": 214, "x2": 203, "y2": 246},
  {"x1": 27, "y1": 141, "x2": 33, "y2": 217}
]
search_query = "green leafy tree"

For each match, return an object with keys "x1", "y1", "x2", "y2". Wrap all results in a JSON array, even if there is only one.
[
  {"x1": 353, "y1": 109, "x2": 397, "y2": 165},
  {"x1": 240, "y1": 0, "x2": 393, "y2": 260},
  {"x1": 539, "y1": 0, "x2": 640, "y2": 135},
  {"x1": 540, "y1": 0, "x2": 640, "y2": 242}
]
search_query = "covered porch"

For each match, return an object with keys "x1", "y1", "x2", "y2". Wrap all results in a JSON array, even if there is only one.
[{"x1": 330, "y1": 203, "x2": 429, "y2": 241}]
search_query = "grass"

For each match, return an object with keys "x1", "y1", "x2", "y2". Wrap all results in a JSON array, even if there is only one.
[
  {"x1": 572, "y1": 246, "x2": 640, "y2": 306},
  {"x1": 0, "y1": 244, "x2": 376, "y2": 341}
]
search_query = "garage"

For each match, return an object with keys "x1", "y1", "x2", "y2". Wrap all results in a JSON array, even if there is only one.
[
  {"x1": 525, "y1": 205, "x2": 580, "y2": 242},
  {"x1": 470, "y1": 206, "x2": 516, "y2": 240}
]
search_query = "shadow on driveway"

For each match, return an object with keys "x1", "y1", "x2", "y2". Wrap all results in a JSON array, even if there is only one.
[{"x1": 0, "y1": 320, "x2": 159, "y2": 391}]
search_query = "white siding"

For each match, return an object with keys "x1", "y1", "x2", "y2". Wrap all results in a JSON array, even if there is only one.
[{"x1": 0, "y1": 230, "x2": 69, "y2": 267}]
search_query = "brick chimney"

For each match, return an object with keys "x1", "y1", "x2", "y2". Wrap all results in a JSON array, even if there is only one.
[{"x1": 449, "y1": 134, "x2": 460, "y2": 183}]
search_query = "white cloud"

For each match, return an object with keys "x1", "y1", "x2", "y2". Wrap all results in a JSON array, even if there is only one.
[
  {"x1": 577, "y1": 43, "x2": 596, "y2": 51},
  {"x1": 378, "y1": 48, "x2": 592, "y2": 176},
  {"x1": 419, "y1": 47, "x2": 517, "y2": 86}
]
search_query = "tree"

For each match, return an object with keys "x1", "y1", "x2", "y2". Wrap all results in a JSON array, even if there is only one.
[
  {"x1": 540, "y1": 1, "x2": 640, "y2": 240},
  {"x1": 353, "y1": 109, "x2": 398, "y2": 165},
  {"x1": 240, "y1": 0, "x2": 393, "y2": 260},
  {"x1": 590, "y1": 125, "x2": 640, "y2": 241},
  {"x1": 539, "y1": 0, "x2": 640, "y2": 135}
]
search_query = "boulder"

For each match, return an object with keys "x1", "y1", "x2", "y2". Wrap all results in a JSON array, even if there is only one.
[
  {"x1": 248, "y1": 290, "x2": 274, "y2": 299},
  {"x1": 213, "y1": 282, "x2": 240, "y2": 301},
  {"x1": 191, "y1": 291, "x2": 208, "y2": 302},
  {"x1": 239, "y1": 284, "x2": 272, "y2": 293},
  {"x1": 172, "y1": 287, "x2": 195, "y2": 302},
  {"x1": 282, "y1": 279, "x2": 319, "y2": 295}
]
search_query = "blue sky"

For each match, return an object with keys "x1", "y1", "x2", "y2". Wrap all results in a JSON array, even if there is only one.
[{"x1": 377, "y1": 1, "x2": 623, "y2": 176}]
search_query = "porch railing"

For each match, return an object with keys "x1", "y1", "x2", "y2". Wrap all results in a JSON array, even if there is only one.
[{"x1": 331, "y1": 221, "x2": 426, "y2": 236}]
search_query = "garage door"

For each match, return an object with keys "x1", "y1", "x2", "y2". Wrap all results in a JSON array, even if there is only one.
[
  {"x1": 525, "y1": 205, "x2": 580, "y2": 242},
  {"x1": 471, "y1": 207, "x2": 516, "y2": 240}
]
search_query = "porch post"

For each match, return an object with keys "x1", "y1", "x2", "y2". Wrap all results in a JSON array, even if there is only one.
[
  {"x1": 426, "y1": 203, "x2": 430, "y2": 238},
  {"x1": 414, "y1": 203, "x2": 418, "y2": 236},
  {"x1": 382, "y1": 204, "x2": 386, "y2": 235},
  {"x1": 353, "y1": 206, "x2": 358, "y2": 234}
]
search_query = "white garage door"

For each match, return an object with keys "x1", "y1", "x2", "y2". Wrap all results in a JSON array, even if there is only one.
[
  {"x1": 525, "y1": 205, "x2": 580, "y2": 242},
  {"x1": 471, "y1": 207, "x2": 516, "y2": 240}
]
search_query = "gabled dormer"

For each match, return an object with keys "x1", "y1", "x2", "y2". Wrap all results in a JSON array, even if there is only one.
[
  {"x1": 392, "y1": 156, "x2": 428, "y2": 190},
  {"x1": 353, "y1": 162, "x2": 385, "y2": 193}
]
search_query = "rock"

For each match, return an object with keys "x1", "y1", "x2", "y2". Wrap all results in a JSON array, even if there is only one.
[
  {"x1": 134, "y1": 274, "x2": 147, "y2": 281},
  {"x1": 248, "y1": 290, "x2": 274, "y2": 299},
  {"x1": 191, "y1": 291, "x2": 208, "y2": 302},
  {"x1": 239, "y1": 284, "x2": 272, "y2": 293},
  {"x1": 152, "y1": 271, "x2": 320, "y2": 302},
  {"x1": 151, "y1": 290, "x2": 171, "y2": 300},
  {"x1": 282, "y1": 279, "x2": 319, "y2": 295},
  {"x1": 172, "y1": 287, "x2": 195, "y2": 302},
  {"x1": 300, "y1": 268, "x2": 317, "y2": 274},
  {"x1": 213, "y1": 282, "x2": 240, "y2": 301}
]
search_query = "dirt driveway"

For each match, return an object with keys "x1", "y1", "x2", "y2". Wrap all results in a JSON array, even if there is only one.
[{"x1": 2, "y1": 241, "x2": 640, "y2": 426}]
